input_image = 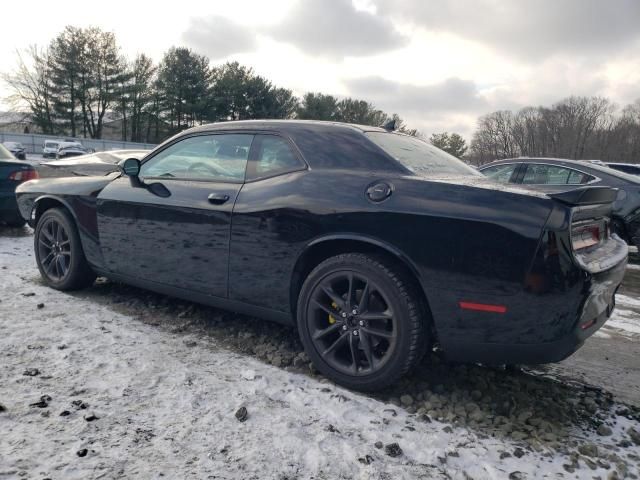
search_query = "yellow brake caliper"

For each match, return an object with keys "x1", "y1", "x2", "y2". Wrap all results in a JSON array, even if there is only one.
[{"x1": 328, "y1": 302, "x2": 338, "y2": 324}]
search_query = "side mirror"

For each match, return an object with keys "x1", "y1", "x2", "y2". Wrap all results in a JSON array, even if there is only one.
[{"x1": 120, "y1": 158, "x2": 141, "y2": 177}]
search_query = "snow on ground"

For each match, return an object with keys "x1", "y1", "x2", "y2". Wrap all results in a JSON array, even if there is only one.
[
  {"x1": 602, "y1": 293, "x2": 640, "y2": 338},
  {"x1": 1, "y1": 233, "x2": 639, "y2": 479},
  {"x1": 606, "y1": 309, "x2": 640, "y2": 337},
  {"x1": 616, "y1": 294, "x2": 640, "y2": 309}
]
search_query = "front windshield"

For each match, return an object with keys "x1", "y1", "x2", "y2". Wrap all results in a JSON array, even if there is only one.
[
  {"x1": 0, "y1": 143, "x2": 13, "y2": 159},
  {"x1": 366, "y1": 132, "x2": 479, "y2": 177}
]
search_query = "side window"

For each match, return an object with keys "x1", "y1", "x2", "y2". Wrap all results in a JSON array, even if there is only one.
[
  {"x1": 481, "y1": 164, "x2": 518, "y2": 183},
  {"x1": 523, "y1": 164, "x2": 593, "y2": 185},
  {"x1": 140, "y1": 134, "x2": 253, "y2": 182},
  {"x1": 567, "y1": 169, "x2": 594, "y2": 184},
  {"x1": 247, "y1": 135, "x2": 304, "y2": 180}
]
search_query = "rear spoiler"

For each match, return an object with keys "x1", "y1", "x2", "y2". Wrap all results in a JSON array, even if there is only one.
[{"x1": 547, "y1": 186, "x2": 618, "y2": 206}]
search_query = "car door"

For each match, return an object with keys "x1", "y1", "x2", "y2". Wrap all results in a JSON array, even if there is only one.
[
  {"x1": 228, "y1": 134, "x2": 309, "y2": 312},
  {"x1": 96, "y1": 133, "x2": 253, "y2": 297}
]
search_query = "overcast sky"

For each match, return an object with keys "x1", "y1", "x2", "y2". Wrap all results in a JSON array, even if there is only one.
[{"x1": 2, "y1": 0, "x2": 639, "y2": 138}]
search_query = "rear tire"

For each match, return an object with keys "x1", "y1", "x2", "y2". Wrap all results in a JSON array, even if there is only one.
[
  {"x1": 34, "y1": 208, "x2": 96, "y2": 290},
  {"x1": 297, "y1": 253, "x2": 428, "y2": 391}
]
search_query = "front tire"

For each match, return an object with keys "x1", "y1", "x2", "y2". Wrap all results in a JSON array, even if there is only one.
[
  {"x1": 34, "y1": 208, "x2": 96, "y2": 290},
  {"x1": 297, "y1": 253, "x2": 428, "y2": 391}
]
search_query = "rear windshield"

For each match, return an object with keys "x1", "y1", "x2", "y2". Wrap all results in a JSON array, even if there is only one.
[
  {"x1": 366, "y1": 132, "x2": 479, "y2": 177},
  {"x1": 580, "y1": 161, "x2": 640, "y2": 184},
  {"x1": 0, "y1": 143, "x2": 13, "y2": 159}
]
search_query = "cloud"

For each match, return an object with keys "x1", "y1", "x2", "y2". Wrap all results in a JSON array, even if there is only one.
[
  {"x1": 375, "y1": 0, "x2": 640, "y2": 60},
  {"x1": 182, "y1": 15, "x2": 257, "y2": 59},
  {"x1": 344, "y1": 76, "x2": 488, "y2": 114},
  {"x1": 342, "y1": 76, "x2": 493, "y2": 138},
  {"x1": 269, "y1": 0, "x2": 408, "y2": 58}
]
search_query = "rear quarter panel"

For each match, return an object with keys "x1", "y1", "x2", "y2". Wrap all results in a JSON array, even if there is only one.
[{"x1": 230, "y1": 170, "x2": 554, "y2": 342}]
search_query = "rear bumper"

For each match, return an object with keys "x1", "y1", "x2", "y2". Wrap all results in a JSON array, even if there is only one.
[{"x1": 441, "y1": 238, "x2": 627, "y2": 365}]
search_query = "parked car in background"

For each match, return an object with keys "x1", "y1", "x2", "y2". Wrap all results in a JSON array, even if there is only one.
[
  {"x1": 56, "y1": 141, "x2": 91, "y2": 159},
  {"x1": 0, "y1": 143, "x2": 38, "y2": 227},
  {"x1": 3, "y1": 141, "x2": 26, "y2": 160},
  {"x1": 606, "y1": 163, "x2": 640, "y2": 176},
  {"x1": 479, "y1": 157, "x2": 640, "y2": 248},
  {"x1": 42, "y1": 140, "x2": 62, "y2": 158},
  {"x1": 42, "y1": 149, "x2": 151, "y2": 177},
  {"x1": 15, "y1": 120, "x2": 627, "y2": 390}
]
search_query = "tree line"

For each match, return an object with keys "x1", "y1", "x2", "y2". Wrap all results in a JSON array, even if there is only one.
[
  {"x1": 2, "y1": 26, "x2": 418, "y2": 144},
  {"x1": 470, "y1": 96, "x2": 640, "y2": 165}
]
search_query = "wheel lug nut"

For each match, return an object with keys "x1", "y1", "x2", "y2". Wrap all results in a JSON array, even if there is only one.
[
  {"x1": 341, "y1": 312, "x2": 347, "y2": 318},
  {"x1": 351, "y1": 309, "x2": 358, "y2": 315},
  {"x1": 353, "y1": 330, "x2": 359, "y2": 336},
  {"x1": 359, "y1": 320, "x2": 364, "y2": 326},
  {"x1": 342, "y1": 325, "x2": 348, "y2": 331}
]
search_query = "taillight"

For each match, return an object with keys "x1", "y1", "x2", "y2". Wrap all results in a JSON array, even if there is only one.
[
  {"x1": 8, "y1": 169, "x2": 39, "y2": 181},
  {"x1": 571, "y1": 220, "x2": 607, "y2": 251}
]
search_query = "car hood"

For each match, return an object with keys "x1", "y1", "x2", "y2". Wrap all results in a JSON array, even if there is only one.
[{"x1": 16, "y1": 172, "x2": 120, "y2": 197}]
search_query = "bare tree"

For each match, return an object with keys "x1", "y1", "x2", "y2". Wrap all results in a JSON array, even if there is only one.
[
  {"x1": 470, "y1": 96, "x2": 638, "y2": 165},
  {"x1": 2, "y1": 46, "x2": 55, "y2": 134}
]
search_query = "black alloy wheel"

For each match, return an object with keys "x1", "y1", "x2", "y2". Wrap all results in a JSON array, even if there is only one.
[
  {"x1": 34, "y1": 208, "x2": 96, "y2": 290},
  {"x1": 298, "y1": 253, "x2": 428, "y2": 391},
  {"x1": 37, "y1": 217, "x2": 71, "y2": 281},
  {"x1": 307, "y1": 271, "x2": 397, "y2": 376}
]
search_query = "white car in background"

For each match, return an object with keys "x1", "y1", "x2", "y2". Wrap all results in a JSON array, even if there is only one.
[{"x1": 42, "y1": 140, "x2": 62, "y2": 159}]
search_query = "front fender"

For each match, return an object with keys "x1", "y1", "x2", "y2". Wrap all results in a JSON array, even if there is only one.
[{"x1": 15, "y1": 173, "x2": 118, "y2": 223}]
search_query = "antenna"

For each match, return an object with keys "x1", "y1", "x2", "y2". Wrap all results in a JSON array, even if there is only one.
[{"x1": 381, "y1": 118, "x2": 397, "y2": 132}]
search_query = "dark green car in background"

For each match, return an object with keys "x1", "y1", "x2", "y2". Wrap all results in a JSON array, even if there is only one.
[{"x1": 0, "y1": 143, "x2": 38, "y2": 227}]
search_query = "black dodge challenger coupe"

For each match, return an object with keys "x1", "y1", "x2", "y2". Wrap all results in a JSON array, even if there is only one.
[{"x1": 15, "y1": 120, "x2": 628, "y2": 390}]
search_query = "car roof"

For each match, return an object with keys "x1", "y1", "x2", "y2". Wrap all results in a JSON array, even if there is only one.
[
  {"x1": 482, "y1": 157, "x2": 598, "y2": 167},
  {"x1": 188, "y1": 119, "x2": 389, "y2": 135}
]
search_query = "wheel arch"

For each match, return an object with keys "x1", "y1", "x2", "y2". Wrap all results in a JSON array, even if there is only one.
[
  {"x1": 31, "y1": 195, "x2": 78, "y2": 227},
  {"x1": 290, "y1": 234, "x2": 433, "y2": 327}
]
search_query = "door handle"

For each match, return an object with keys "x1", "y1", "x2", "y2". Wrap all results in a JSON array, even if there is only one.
[{"x1": 208, "y1": 193, "x2": 230, "y2": 205}]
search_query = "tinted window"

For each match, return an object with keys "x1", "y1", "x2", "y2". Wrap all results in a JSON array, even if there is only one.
[
  {"x1": 287, "y1": 127, "x2": 397, "y2": 171},
  {"x1": 481, "y1": 164, "x2": 518, "y2": 183},
  {"x1": 366, "y1": 132, "x2": 479, "y2": 177},
  {"x1": 140, "y1": 134, "x2": 253, "y2": 182},
  {"x1": 522, "y1": 164, "x2": 594, "y2": 185},
  {"x1": 248, "y1": 135, "x2": 302, "y2": 180}
]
